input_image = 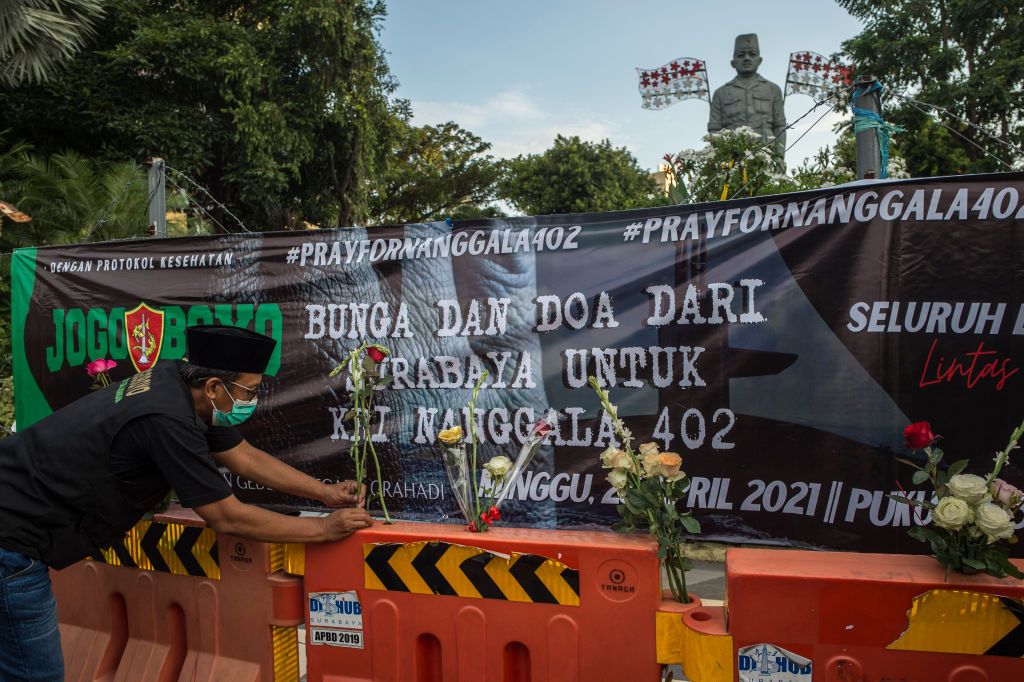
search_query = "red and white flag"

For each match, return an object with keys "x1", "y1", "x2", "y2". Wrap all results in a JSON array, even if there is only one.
[
  {"x1": 785, "y1": 52, "x2": 852, "y2": 100},
  {"x1": 637, "y1": 58, "x2": 709, "y2": 110}
]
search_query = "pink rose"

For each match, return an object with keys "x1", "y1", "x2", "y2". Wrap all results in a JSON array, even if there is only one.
[
  {"x1": 532, "y1": 418, "x2": 552, "y2": 438},
  {"x1": 86, "y1": 358, "x2": 117, "y2": 377},
  {"x1": 991, "y1": 478, "x2": 1024, "y2": 510}
]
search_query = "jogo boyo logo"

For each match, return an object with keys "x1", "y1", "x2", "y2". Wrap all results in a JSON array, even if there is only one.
[
  {"x1": 125, "y1": 303, "x2": 164, "y2": 371},
  {"x1": 43, "y1": 302, "x2": 283, "y2": 374}
]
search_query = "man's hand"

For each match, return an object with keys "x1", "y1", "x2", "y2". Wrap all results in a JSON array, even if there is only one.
[
  {"x1": 321, "y1": 480, "x2": 365, "y2": 508},
  {"x1": 320, "y1": 507, "x2": 374, "y2": 541}
]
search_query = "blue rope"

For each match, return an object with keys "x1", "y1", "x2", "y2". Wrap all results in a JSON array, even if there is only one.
[{"x1": 850, "y1": 82, "x2": 905, "y2": 178}]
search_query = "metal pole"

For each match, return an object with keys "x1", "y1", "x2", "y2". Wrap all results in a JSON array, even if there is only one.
[
  {"x1": 853, "y1": 76, "x2": 882, "y2": 180},
  {"x1": 145, "y1": 157, "x2": 167, "y2": 238}
]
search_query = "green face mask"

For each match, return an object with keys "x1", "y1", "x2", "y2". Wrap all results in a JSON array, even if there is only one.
[{"x1": 211, "y1": 380, "x2": 258, "y2": 427}]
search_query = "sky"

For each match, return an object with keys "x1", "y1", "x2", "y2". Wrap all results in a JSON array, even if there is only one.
[{"x1": 379, "y1": 0, "x2": 865, "y2": 172}]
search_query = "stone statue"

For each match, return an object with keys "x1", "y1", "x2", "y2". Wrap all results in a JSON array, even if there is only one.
[{"x1": 708, "y1": 34, "x2": 786, "y2": 158}]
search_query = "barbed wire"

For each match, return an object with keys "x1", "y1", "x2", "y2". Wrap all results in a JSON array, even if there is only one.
[
  {"x1": 83, "y1": 163, "x2": 145, "y2": 240},
  {"x1": 164, "y1": 165, "x2": 251, "y2": 233},
  {"x1": 727, "y1": 96, "x2": 844, "y2": 199},
  {"x1": 163, "y1": 171, "x2": 236, "y2": 236},
  {"x1": 890, "y1": 91, "x2": 1024, "y2": 161},
  {"x1": 894, "y1": 95, "x2": 1016, "y2": 171}
]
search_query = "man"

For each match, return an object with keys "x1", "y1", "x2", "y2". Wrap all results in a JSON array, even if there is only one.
[
  {"x1": 708, "y1": 33, "x2": 787, "y2": 159},
  {"x1": 0, "y1": 324, "x2": 372, "y2": 681}
]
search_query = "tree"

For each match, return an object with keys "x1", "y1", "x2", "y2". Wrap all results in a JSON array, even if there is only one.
[
  {"x1": 2, "y1": 151, "x2": 148, "y2": 248},
  {"x1": 0, "y1": 0, "x2": 104, "y2": 87},
  {"x1": 0, "y1": 141, "x2": 151, "y2": 392},
  {"x1": 368, "y1": 121, "x2": 503, "y2": 224},
  {"x1": 838, "y1": 0, "x2": 1024, "y2": 175},
  {"x1": 500, "y1": 136, "x2": 661, "y2": 216},
  {"x1": 2, "y1": 0, "x2": 407, "y2": 229}
]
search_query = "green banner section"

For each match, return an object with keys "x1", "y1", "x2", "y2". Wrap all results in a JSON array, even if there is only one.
[{"x1": 12, "y1": 248, "x2": 51, "y2": 426}]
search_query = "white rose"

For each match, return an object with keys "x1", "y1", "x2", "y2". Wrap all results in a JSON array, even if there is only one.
[
  {"x1": 974, "y1": 503, "x2": 1015, "y2": 543},
  {"x1": 484, "y1": 455, "x2": 513, "y2": 479},
  {"x1": 607, "y1": 468, "x2": 629, "y2": 493},
  {"x1": 640, "y1": 453, "x2": 661, "y2": 478},
  {"x1": 947, "y1": 474, "x2": 992, "y2": 505},
  {"x1": 638, "y1": 442, "x2": 660, "y2": 457},
  {"x1": 933, "y1": 497, "x2": 973, "y2": 531},
  {"x1": 599, "y1": 447, "x2": 631, "y2": 470}
]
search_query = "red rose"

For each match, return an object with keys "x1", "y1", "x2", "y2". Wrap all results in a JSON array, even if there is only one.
[
  {"x1": 467, "y1": 522, "x2": 478, "y2": 532},
  {"x1": 366, "y1": 346, "x2": 388, "y2": 363},
  {"x1": 480, "y1": 512, "x2": 492, "y2": 525},
  {"x1": 904, "y1": 421, "x2": 937, "y2": 449},
  {"x1": 488, "y1": 506, "x2": 501, "y2": 521}
]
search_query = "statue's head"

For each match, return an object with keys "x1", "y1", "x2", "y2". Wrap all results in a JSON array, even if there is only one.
[{"x1": 731, "y1": 34, "x2": 762, "y2": 76}]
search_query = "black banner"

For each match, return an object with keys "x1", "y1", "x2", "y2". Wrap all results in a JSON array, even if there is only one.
[{"x1": 12, "y1": 172, "x2": 1024, "y2": 553}]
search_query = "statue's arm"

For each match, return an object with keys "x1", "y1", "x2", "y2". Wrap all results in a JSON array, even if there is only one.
[
  {"x1": 708, "y1": 91, "x2": 723, "y2": 133},
  {"x1": 773, "y1": 88, "x2": 787, "y2": 149}
]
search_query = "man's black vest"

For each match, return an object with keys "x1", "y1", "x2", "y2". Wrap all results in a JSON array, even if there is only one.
[{"x1": 0, "y1": 361, "x2": 208, "y2": 568}]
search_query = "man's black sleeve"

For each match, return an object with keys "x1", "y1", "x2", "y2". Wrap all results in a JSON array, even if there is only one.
[
  {"x1": 135, "y1": 414, "x2": 233, "y2": 508},
  {"x1": 206, "y1": 425, "x2": 244, "y2": 453}
]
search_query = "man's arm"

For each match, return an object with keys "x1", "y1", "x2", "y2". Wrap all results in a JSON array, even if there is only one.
[
  {"x1": 193, "y1": 494, "x2": 372, "y2": 543},
  {"x1": 212, "y1": 439, "x2": 363, "y2": 507}
]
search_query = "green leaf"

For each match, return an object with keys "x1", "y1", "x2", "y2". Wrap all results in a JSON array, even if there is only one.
[
  {"x1": 929, "y1": 448, "x2": 944, "y2": 464},
  {"x1": 610, "y1": 520, "x2": 632, "y2": 534},
  {"x1": 679, "y1": 514, "x2": 701, "y2": 534},
  {"x1": 895, "y1": 457, "x2": 922, "y2": 470},
  {"x1": 911, "y1": 470, "x2": 930, "y2": 485},
  {"x1": 946, "y1": 459, "x2": 970, "y2": 477},
  {"x1": 962, "y1": 557, "x2": 986, "y2": 570},
  {"x1": 908, "y1": 526, "x2": 945, "y2": 547},
  {"x1": 375, "y1": 374, "x2": 394, "y2": 388},
  {"x1": 886, "y1": 492, "x2": 933, "y2": 509}
]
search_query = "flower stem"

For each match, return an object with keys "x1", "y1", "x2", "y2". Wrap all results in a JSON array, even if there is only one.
[
  {"x1": 366, "y1": 426, "x2": 391, "y2": 523},
  {"x1": 986, "y1": 417, "x2": 1024, "y2": 484},
  {"x1": 467, "y1": 373, "x2": 488, "y2": 524}
]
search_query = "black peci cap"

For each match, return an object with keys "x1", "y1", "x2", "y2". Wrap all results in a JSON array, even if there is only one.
[{"x1": 185, "y1": 325, "x2": 276, "y2": 374}]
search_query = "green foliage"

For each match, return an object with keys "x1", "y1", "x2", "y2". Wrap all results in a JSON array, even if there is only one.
[
  {"x1": 838, "y1": 0, "x2": 1024, "y2": 174},
  {"x1": 0, "y1": 373, "x2": 12, "y2": 438},
  {"x1": 368, "y1": 121, "x2": 503, "y2": 224},
  {"x1": 2, "y1": 152, "x2": 148, "y2": 247},
  {"x1": 665, "y1": 127, "x2": 788, "y2": 204},
  {"x1": 0, "y1": 0, "x2": 105, "y2": 87},
  {"x1": 2, "y1": 0, "x2": 407, "y2": 229},
  {"x1": 501, "y1": 135, "x2": 662, "y2": 216},
  {"x1": 0, "y1": 137, "x2": 159, "y2": 394},
  {"x1": 663, "y1": 124, "x2": 912, "y2": 206}
]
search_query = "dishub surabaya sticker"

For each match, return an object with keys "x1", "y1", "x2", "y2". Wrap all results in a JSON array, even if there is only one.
[
  {"x1": 737, "y1": 643, "x2": 812, "y2": 682},
  {"x1": 308, "y1": 591, "x2": 364, "y2": 649}
]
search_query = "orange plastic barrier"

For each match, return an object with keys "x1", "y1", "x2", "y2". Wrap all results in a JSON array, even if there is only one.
[
  {"x1": 722, "y1": 549, "x2": 1024, "y2": 682},
  {"x1": 303, "y1": 522, "x2": 661, "y2": 681},
  {"x1": 51, "y1": 509, "x2": 303, "y2": 681}
]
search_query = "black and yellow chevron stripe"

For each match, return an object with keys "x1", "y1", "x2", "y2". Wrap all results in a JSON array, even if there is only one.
[
  {"x1": 888, "y1": 589, "x2": 1024, "y2": 657},
  {"x1": 93, "y1": 519, "x2": 219, "y2": 579},
  {"x1": 363, "y1": 541, "x2": 580, "y2": 606}
]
